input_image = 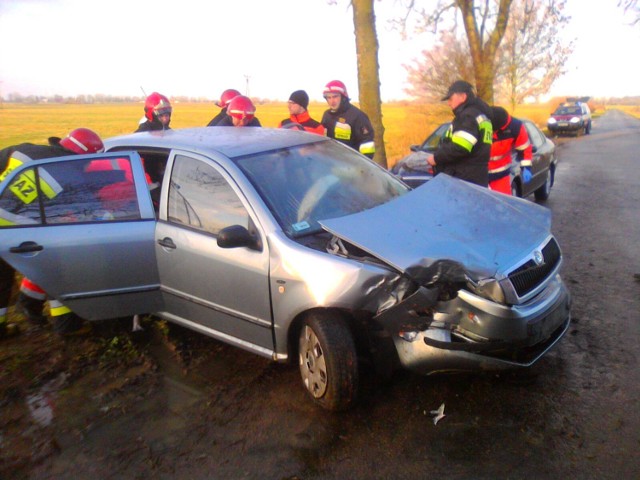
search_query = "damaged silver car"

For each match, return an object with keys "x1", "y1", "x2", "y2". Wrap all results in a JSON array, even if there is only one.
[{"x1": 0, "y1": 127, "x2": 570, "y2": 411}]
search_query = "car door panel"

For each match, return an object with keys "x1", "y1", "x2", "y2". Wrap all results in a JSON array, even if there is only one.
[
  {"x1": 156, "y1": 221, "x2": 273, "y2": 348},
  {"x1": 155, "y1": 152, "x2": 273, "y2": 351},
  {"x1": 0, "y1": 152, "x2": 163, "y2": 320}
]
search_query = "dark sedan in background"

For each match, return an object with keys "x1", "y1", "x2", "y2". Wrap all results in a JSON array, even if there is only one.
[{"x1": 391, "y1": 119, "x2": 558, "y2": 202}]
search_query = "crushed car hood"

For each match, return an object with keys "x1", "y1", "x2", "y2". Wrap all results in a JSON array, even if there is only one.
[{"x1": 320, "y1": 174, "x2": 552, "y2": 284}]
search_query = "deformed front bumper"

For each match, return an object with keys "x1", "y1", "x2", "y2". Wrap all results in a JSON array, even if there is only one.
[{"x1": 375, "y1": 274, "x2": 571, "y2": 375}]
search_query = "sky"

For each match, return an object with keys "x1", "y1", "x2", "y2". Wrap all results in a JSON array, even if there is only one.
[{"x1": 0, "y1": 0, "x2": 638, "y2": 102}]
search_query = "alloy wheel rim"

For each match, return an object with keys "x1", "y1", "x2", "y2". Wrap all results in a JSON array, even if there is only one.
[{"x1": 299, "y1": 326, "x2": 328, "y2": 398}]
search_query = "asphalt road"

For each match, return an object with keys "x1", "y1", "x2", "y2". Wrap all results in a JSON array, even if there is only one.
[{"x1": 15, "y1": 109, "x2": 640, "y2": 480}]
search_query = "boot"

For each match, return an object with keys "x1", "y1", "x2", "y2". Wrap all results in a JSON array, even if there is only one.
[
  {"x1": 16, "y1": 293, "x2": 48, "y2": 326},
  {"x1": 53, "y1": 312, "x2": 90, "y2": 336}
]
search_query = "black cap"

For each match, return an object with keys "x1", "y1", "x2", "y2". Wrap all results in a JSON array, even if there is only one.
[
  {"x1": 491, "y1": 106, "x2": 509, "y2": 130},
  {"x1": 288, "y1": 90, "x2": 309, "y2": 110},
  {"x1": 442, "y1": 80, "x2": 474, "y2": 101}
]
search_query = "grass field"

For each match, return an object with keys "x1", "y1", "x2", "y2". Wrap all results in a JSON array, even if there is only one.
[{"x1": 0, "y1": 100, "x2": 620, "y2": 168}]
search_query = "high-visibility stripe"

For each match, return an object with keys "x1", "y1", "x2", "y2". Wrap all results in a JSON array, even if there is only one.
[
  {"x1": 489, "y1": 164, "x2": 511, "y2": 174},
  {"x1": 0, "y1": 151, "x2": 32, "y2": 183},
  {"x1": 476, "y1": 115, "x2": 493, "y2": 144},
  {"x1": 2, "y1": 151, "x2": 63, "y2": 204},
  {"x1": 452, "y1": 130, "x2": 477, "y2": 152},
  {"x1": 49, "y1": 300, "x2": 71, "y2": 317},
  {"x1": 515, "y1": 140, "x2": 530, "y2": 151},
  {"x1": 359, "y1": 141, "x2": 375, "y2": 155}
]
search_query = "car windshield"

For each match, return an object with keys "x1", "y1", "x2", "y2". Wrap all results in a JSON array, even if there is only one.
[
  {"x1": 235, "y1": 141, "x2": 408, "y2": 237},
  {"x1": 421, "y1": 123, "x2": 449, "y2": 151},
  {"x1": 555, "y1": 106, "x2": 581, "y2": 115}
]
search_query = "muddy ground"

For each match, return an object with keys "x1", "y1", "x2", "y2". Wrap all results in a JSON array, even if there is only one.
[{"x1": 1, "y1": 110, "x2": 639, "y2": 479}]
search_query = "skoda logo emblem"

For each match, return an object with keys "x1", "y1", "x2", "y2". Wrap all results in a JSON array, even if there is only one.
[{"x1": 533, "y1": 250, "x2": 544, "y2": 266}]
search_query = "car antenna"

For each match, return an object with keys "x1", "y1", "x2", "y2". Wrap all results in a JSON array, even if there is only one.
[{"x1": 140, "y1": 86, "x2": 148, "y2": 97}]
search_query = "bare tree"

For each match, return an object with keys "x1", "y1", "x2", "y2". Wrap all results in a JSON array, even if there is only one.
[
  {"x1": 495, "y1": 0, "x2": 573, "y2": 111},
  {"x1": 404, "y1": 31, "x2": 474, "y2": 101},
  {"x1": 397, "y1": 0, "x2": 514, "y2": 103}
]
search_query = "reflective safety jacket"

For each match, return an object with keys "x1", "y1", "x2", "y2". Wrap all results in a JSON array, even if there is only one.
[
  {"x1": 489, "y1": 115, "x2": 532, "y2": 183},
  {"x1": 433, "y1": 96, "x2": 493, "y2": 187},
  {"x1": 279, "y1": 111, "x2": 326, "y2": 135},
  {"x1": 0, "y1": 140, "x2": 73, "y2": 224},
  {"x1": 322, "y1": 99, "x2": 375, "y2": 158}
]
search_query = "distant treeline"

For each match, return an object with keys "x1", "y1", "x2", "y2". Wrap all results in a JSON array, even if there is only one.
[
  {"x1": 1, "y1": 94, "x2": 214, "y2": 104},
  {"x1": 2, "y1": 93, "x2": 640, "y2": 105}
]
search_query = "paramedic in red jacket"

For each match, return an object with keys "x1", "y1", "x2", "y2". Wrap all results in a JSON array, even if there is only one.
[{"x1": 489, "y1": 106, "x2": 533, "y2": 195}]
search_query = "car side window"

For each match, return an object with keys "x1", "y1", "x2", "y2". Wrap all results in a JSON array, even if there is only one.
[
  {"x1": 167, "y1": 154, "x2": 248, "y2": 235},
  {"x1": 0, "y1": 158, "x2": 141, "y2": 227},
  {"x1": 525, "y1": 124, "x2": 544, "y2": 150}
]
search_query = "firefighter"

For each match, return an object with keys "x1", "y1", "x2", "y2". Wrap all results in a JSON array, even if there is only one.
[
  {"x1": 135, "y1": 92, "x2": 172, "y2": 132},
  {"x1": 427, "y1": 80, "x2": 493, "y2": 187},
  {"x1": 216, "y1": 95, "x2": 262, "y2": 127},
  {"x1": 489, "y1": 106, "x2": 533, "y2": 195},
  {"x1": 207, "y1": 89, "x2": 241, "y2": 127},
  {"x1": 321, "y1": 80, "x2": 375, "y2": 158},
  {"x1": 278, "y1": 90, "x2": 325, "y2": 135},
  {"x1": 0, "y1": 128, "x2": 104, "y2": 338}
]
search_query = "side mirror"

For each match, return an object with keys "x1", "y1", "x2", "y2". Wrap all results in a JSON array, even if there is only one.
[
  {"x1": 217, "y1": 225, "x2": 261, "y2": 251},
  {"x1": 409, "y1": 145, "x2": 420, "y2": 152}
]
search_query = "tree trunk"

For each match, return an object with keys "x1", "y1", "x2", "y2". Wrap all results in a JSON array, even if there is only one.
[
  {"x1": 352, "y1": 0, "x2": 387, "y2": 168},
  {"x1": 456, "y1": 0, "x2": 512, "y2": 104}
]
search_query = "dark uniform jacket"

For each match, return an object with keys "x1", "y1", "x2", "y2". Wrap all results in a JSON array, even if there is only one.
[
  {"x1": 0, "y1": 138, "x2": 71, "y2": 174},
  {"x1": 434, "y1": 96, "x2": 493, "y2": 187},
  {"x1": 321, "y1": 99, "x2": 375, "y2": 158},
  {"x1": 135, "y1": 119, "x2": 170, "y2": 132},
  {"x1": 207, "y1": 108, "x2": 228, "y2": 127},
  {"x1": 215, "y1": 116, "x2": 262, "y2": 127}
]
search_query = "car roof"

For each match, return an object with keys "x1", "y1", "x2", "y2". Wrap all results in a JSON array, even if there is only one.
[{"x1": 104, "y1": 127, "x2": 328, "y2": 158}]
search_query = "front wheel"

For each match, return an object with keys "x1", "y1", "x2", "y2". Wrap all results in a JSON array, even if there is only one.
[
  {"x1": 534, "y1": 172, "x2": 552, "y2": 202},
  {"x1": 298, "y1": 313, "x2": 359, "y2": 411}
]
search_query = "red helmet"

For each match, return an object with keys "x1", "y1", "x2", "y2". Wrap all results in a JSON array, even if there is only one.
[
  {"x1": 144, "y1": 92, "x2": 172, "y2": 121},
  {"x1": 323, "y1": 80, "x2": 348, "y2": 99},
  {"x1": 217, "y1": 89, "x2": 241, "y2": 108},
  {"x1": 227, "y1": 95, "x2": 256, "y2": 121},
  {"x1": 60, "y1": 128, "x2": 104, "y2": 154}
]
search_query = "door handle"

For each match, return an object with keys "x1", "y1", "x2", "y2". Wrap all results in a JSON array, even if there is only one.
[
  {"x1": 157, "y1": 237, "x2": 176, "y2": 249},
  {"x1": 10, "y1": 241, "x2": 43, "y2": 253}
]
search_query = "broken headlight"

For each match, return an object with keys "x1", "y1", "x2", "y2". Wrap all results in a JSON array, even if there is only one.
[{"x1": 466, "y1": 278, "x2": 506, "y2": 304}]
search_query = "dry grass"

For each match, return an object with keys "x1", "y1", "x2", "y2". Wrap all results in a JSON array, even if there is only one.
[{"x1": 1, "y1": 99, "x2": 625, "y2": 169}]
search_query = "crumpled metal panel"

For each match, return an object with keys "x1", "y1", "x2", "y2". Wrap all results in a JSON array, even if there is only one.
[{"x1": 320, "y1": 174, "x2": 551, "y2": 284}]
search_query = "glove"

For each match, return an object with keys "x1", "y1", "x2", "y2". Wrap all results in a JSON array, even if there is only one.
[{"x1": 522, "y1": 167, "x2": 532, "y2": 184}]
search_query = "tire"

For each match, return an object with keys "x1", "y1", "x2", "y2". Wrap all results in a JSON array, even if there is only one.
[
  {"x1": 534, "y1": 172, "x2": 552, "y2": 202},
  {"x1": 298, "y1": 312, "x2": 359, "y2": 411}
]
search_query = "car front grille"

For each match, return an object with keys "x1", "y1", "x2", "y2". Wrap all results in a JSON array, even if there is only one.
[{"x1": 507, "y1": 237, "x2": 561, "y2": 297}]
